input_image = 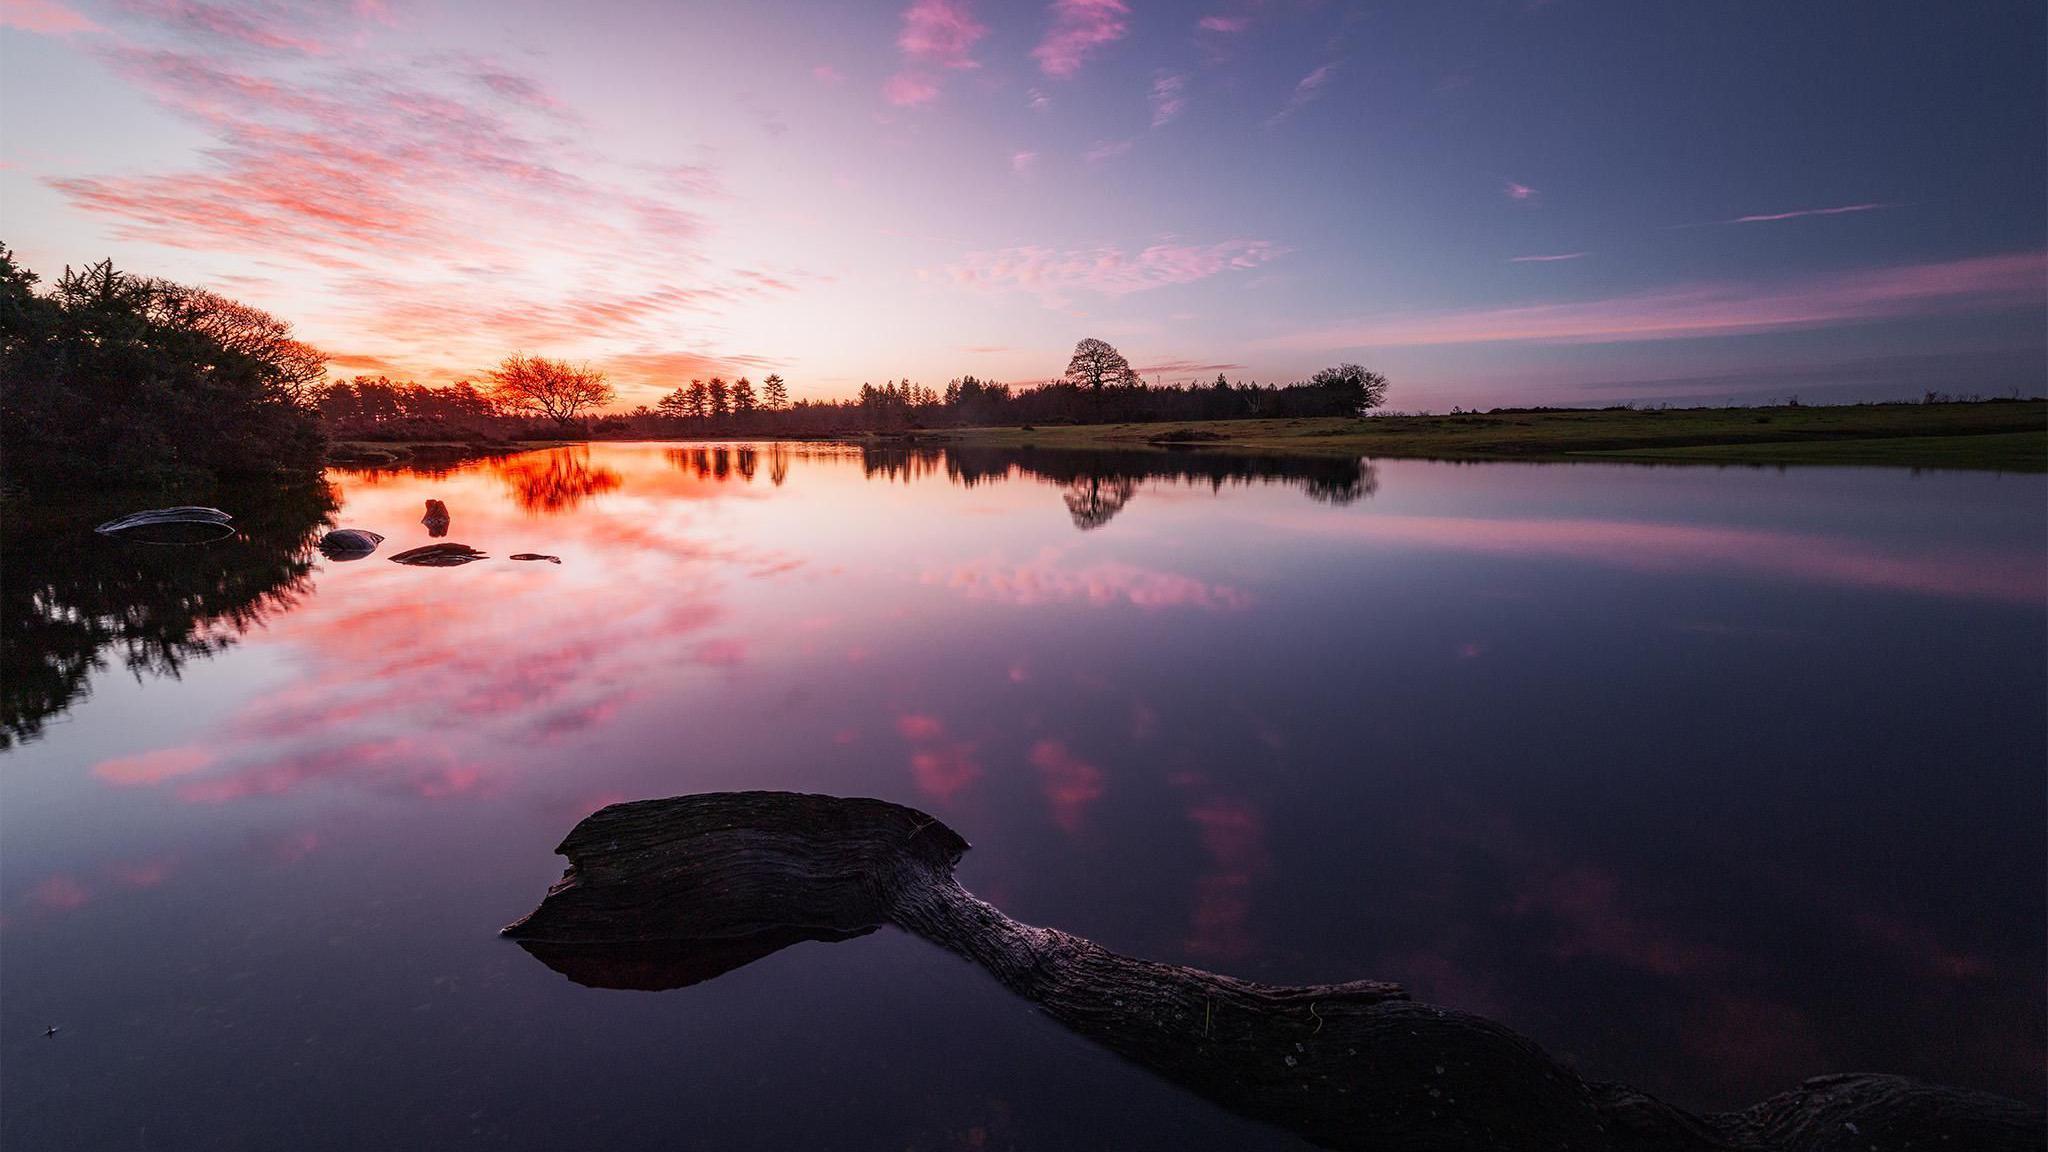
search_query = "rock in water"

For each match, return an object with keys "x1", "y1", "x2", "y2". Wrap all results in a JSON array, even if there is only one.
[
  {"x1": 389, "y1": 543, "x2": 487, "y2": 567},
  {"x1": 421, "y1": 499, "x2": 451, "y2": 538},
  {"x1": 510, "y1": 553, "x2": 562, "y2": 564},
  {"x1": 318, "y1": 529, "x2": 386, "y2": 559},
  {"x1": 94, "y1": 506, "x2": 233, "y2": 535}
]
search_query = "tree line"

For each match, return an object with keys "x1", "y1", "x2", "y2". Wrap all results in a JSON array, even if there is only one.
[
  {"x1": 323, "y1": 336, "x2": 1390, "y2": 442},
  {"x1": 0, "y1": 249, "x2": 1391, "y2": 493}
]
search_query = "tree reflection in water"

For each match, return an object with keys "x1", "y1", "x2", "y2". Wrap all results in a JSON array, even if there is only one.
[
  {"x1": 0, "y1": 479, "x2": 337, "y2": 748},
  {"x1": 490, "y1": 446, "x2": 623, "y2": 514},
  {"x1": 858, "y1": 445, "x2": 1379, "y2": 530}
]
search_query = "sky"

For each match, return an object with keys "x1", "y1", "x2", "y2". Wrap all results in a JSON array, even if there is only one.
[{"x1": 2, "y1": 0, "x2": 2043, "y2": 410}]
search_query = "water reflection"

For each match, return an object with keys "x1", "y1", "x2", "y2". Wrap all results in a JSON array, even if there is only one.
[
  {"x1": 859, "y1": 445, "x2": 1378, "y2": 529},
  {"x1": 2, "y1": 442, "x2": 2042, "y2": 1150},
  {"x1": 491, "y1": 446, "x2": 623, "y2": 513},
  {"x1": 0, "y1": 478, "x2": 336, "y2": 748}
]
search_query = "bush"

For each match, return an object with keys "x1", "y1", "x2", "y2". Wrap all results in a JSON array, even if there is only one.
[{"x1": 0, "y1": 247, "x2": 327, "y2": 491}]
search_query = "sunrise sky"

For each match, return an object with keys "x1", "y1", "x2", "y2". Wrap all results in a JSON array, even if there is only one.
[{"x1": 3, "y1": 0, "x2": 2042, "y2": 409}]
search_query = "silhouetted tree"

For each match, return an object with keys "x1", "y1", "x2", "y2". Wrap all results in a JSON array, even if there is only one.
[
  {"x1": 1308, "y1": 363, "x2": 1390, "y2": 415},
  {"x1": 486, "y1": 353, "x2": 615, "y2": 426},
  {"x1": 731, "y1": 376, "x2": 758, "y2": 416},
  {"x1": 761, "y1": 373, "x2": 788, "y2": 411},
  {"x1": 708, "y1": 377, "x2": 730, "y2": 419},
  {"x1": 1062, "y1": 337, "x2": 1139, "y2": 392}
]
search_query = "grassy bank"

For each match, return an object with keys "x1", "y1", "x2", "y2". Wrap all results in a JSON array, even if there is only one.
[{"x1": 895, "y1": 401, "x2": 2047, "y2": 471}]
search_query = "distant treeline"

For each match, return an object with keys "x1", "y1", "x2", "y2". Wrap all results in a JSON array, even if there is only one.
[{"x1": 321, "y1": 339, "x2": 1391, "y2": 442}]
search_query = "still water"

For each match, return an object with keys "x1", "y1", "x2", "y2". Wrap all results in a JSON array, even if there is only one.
[{"x1": 3, "y1": 442, "x2": 2042, "y2": 1150}]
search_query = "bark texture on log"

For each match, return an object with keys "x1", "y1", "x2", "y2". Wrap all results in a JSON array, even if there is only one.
[{"x1": 504, "y1": 791, "x2": 2043, "y2": 1152}]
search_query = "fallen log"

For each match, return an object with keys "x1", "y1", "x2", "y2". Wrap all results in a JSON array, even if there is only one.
[{"x1": 504, "y1": 791, "x2": 2042, "y2": 1152}]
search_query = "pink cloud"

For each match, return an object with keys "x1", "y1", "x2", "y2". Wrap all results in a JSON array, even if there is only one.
[
  {"x1": 1185, "y1": 797, "x2": 1268, "y2": 958},
  {"x1": 1504, "y1": 180, "x2": 1538, "y2": 201},
  {"x1": 1010, "y1": 149, "x2": 1040, "y2": 174},
  {"x1": 1268, "y1": 251, "x2": 2048, "y2": 350},
  {"x1": 927, "y1": 552, "x2": 1252, "y2": 610},
  {"x1": 910, "y1": 745, "x2": 981, "y2": 800},
  {"x1": 883, "y1": 71, "x2": 941, "y2": 106},
  {"x1": 1033, "y1": 0, "x2": 1128, "y2": 77},
  {"x1": 109, "y1": 0, "x2": 328, "y2": 54},
  {"x1": 1028, "y1": 739, "x2": 1103, "y2": 832},
  {"x1": 92, "y1": 745, "x2": 215, "y2": 785},
  {"x1": 1729, "y1": 202, "x2": 1897, "y2": 224},
  {"x1": 896, "y1": 0, "x2": 985, "y2": 66},
  {"x1": 29, "y1": 875, "x2": 91, "y2": 911},
  {"x1": 811, "y1": 64, "x2": 843, "y2": 84},
  {"x1": 1197, "y1": 14, "x2": 1247, "y2": 32},
  {"x1": 1509, "y1": 252, "x2": 1585, "y2": 263},
  {"x1": 944, "y1": 238, "x2": 1282, "y2": 306},
  {"x1": 1264, "y1": 63, "x2": 1337, "y2": 127},
  {"x1": 896, "y1": 713, "x2": 945, "y2": 740},
  {"x1": 1149, "y1": 72, "x2": 1187, "y2": 127},
  {"x1": 1084, "y1": 138, "x2": 1132, "y2": 162},
  {"x1": 884, "y1": 0, "x2": 984, "y2": 106},
  {"x1": 1, "y1": 0, "x2": 96, "y2": 34}
]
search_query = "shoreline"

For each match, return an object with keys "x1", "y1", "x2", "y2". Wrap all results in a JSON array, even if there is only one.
[{"x1": 327, "y1": 400, "x2": 2047, "y2": 473}]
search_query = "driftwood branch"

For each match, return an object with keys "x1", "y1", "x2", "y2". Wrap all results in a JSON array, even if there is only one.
[{"x1": 503, "y1": 791, "x2": 2042, "y2": 1152}]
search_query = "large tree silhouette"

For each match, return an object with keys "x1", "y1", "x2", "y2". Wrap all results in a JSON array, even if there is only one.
[
  {"x1": 484, "y1": 353, "x2": 615, "y2": 426},
  {"x1": 1061, "y1": 337, "x2": 1139, "y2": 391}
]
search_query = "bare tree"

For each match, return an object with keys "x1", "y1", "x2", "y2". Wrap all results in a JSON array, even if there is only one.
[
  {"x1": 485, "y1": 353, "x2": 615, "y2": 426},
  {"x1": 1061, "y1": 337, "x2": 1139, "y2": 391}
]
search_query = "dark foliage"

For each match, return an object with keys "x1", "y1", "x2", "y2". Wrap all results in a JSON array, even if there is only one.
[
  {"x1": 0, "y1": 247, "x2": 328, "y2": 491},
  {"x1": 0, "y1": 476, "x2": 338, "y2": 748}
]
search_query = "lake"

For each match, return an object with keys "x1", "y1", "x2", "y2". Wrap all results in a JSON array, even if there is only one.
[{"x1": 3, "y1": 442, "x2": 2042, "y2": 1150}]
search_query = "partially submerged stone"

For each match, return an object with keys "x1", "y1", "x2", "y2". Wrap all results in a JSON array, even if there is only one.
[
  {"x1": 317, "y1": 529, "x2": 385, "y2": 559},
  {"x1": 389, "y1": 542, "x2": 487, "y2": 567},
  {"x1": 94, "y1": 506, "x2": 233, "y2": 535}
]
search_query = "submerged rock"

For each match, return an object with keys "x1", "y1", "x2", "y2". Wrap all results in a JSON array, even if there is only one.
[
  {"x1": 389, "y1": 542, "x2": 487, "y2": 567},
  {"x1": 510, "y1": 553, "x2": 561, "y2": 564}
]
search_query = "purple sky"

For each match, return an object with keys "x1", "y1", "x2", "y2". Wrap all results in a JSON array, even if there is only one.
[{"x1": 2, "y1": 0, "x2": 2042, "y2": 409}]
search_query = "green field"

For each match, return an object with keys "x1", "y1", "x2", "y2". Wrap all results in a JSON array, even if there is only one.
[{"x1": 897, "y1": 401, "x2": 2047, "y2": 471}]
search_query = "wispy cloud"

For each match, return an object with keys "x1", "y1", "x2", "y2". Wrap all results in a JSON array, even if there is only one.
[
  {"x1": 1728, "y1": 202, "x2": 1897, "y2": 224},
  {"x1": 1, "y1": 0, "x2": 96, "y2": 35},
  {"x1": 1150, "y1": 72, "x2": 1187, "y2": 127},
  {"x1": 944, "y1": 239, "x2": 1284, "y2": 306},
  {"x1": 1085, "y1": 138, "x2": 1133, "y2": 162},
  {"x1": 1504, "y1": 180, "x2": 1538, "y2": 201},
  {"x1": 1026, "y1": 86, "x2": 1051, "y2": 110},
  {"x1": 1509, "y1": 252, "x2": 1586, "y2": 262},
  {"x1": 885, "y1": 0, "x2": 985, "y2": 106},
  {"x1": 1033, "y1": 0, "x2": 1128, "y2": 77},
  {"x1": 811, "y1": 64, "x2": 843, "y2": 84},
  {"x1": 45, "y1": 10, "x2": 774, "y2": 389},
  {"x1": 1197, "y1": 14, "x2": 1248, "y2": 32},
  {"x1": 1264, "y1": 251, "x2": 2046, "y2": 350},
  {"x1": 1264, "y1": 63, "x2": 1336, "y2": 127},
  {"x1": 1010, "y1": 150, "x2": 1040, "y2": 174}
]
